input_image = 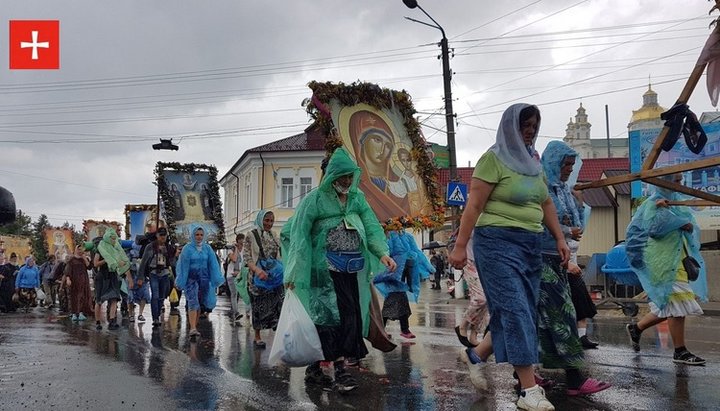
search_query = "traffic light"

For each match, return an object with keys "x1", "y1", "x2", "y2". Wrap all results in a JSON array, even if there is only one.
[{"x1": 152, "y1": 139, "x2": 179, "y2": 151}]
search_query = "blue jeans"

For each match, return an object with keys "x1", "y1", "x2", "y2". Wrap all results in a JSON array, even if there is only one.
[{"x1": 150, "y1": 275, "x2": 170, "y2": 322}]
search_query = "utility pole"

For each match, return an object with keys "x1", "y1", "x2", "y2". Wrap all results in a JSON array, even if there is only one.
[{"x1": 403, "y1": 0, "x2": 458, "y2": 228}]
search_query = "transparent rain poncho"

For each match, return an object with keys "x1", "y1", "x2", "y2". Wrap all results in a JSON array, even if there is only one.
[
  {"x1": 625, "y1": 187, "x2": 708, "y2": 309},
  {"x1": 175, "y1": 225, "x2": 225, "y2": 310},
  {"x1": 284, "y1": 147, "x2": 389, "y2": 335}
]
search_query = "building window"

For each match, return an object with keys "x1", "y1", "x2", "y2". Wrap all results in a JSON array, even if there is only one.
[
  {"x1": 299, "y1": 177, "x2": 312, "y2": 201},
  {"x1": 281, "y1": 177, "x2": 294, "y2": 208}
]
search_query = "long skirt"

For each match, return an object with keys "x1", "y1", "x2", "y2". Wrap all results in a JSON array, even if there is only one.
[
  {"x1": 462, "y1": 261, "x2": 489, "y2": 332},
  {"x1": 538, "y1": 255, "x2": 584, "y2": 370},
  {"x1": 69, "y1": 270, "x2": 93, "y2": 315},
  {"x1": 382, "y1": 291, "x2": 411, "y2": 320},
  {"x1": 568, "y1": 274, "x2": 597, "y2": 321},
  {"x1": 94, "y1": 269, "x2": 122, "y2": 303},
  {"x1": 473, "y1": 226, "x2": 541, "y2": 366},
  {"x1": 249, "y1": 285, "x2": 284, "y2": 331},
  {"x1": 316, "y1": 271, "x2": 369, "y2": 361}
]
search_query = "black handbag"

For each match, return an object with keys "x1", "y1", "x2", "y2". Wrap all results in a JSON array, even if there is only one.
[{"x1": 682, "y1": 242, "x2": 700, "y2": 282}]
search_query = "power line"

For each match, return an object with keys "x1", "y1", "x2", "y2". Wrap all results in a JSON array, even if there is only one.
[
  {"x1": 0, "y1": 169, "x2": 153, "y2": 198},
  {"x1": 451, "y1": 0, "x2": 544, "y2": 39},
  {"x1": 455, "y1": 0, "x2": 592, "y2": 56}
]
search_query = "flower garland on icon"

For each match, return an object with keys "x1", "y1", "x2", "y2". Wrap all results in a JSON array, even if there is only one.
[
  {"x1": 154, "y1": 162, "x2": 226, "y2": 249},
  {"x1": 306, "y1": 81, "x2": 445, "y2": 230}
]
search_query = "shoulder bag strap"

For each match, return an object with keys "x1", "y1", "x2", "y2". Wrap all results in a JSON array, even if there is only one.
[{"x1": 251, "y1": 229, "x2": 266, "y2": 260}]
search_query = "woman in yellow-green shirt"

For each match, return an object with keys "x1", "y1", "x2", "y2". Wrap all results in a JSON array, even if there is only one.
[{"x1": 449, "y1": 103, "x2": 569, "y2": 411}]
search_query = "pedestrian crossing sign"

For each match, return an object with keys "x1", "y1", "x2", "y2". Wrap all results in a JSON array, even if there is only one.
[{"x1": 446, "y1": 182, "x2": 467, "y2": 206}]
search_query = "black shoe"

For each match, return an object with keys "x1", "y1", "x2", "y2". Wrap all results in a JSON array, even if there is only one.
[
  {"x1": 455, "y1": 325, "x2": 477, "y2": 348},
  {"x1": 626, "y1": 324, "x2": 641, "y2": 352},
  {"x1": 152, "y1": 320, "x2": 161, "y2": 329},
  {"x1": 345, "y1": 357, "x2": 359, "y2": 367},
  {"x1": 673, "y1": 350, "x2": 706, "y2": 366},
  {"x1": 108, "y1": 320, "x2": 120, "y2": 330},
  {"x1": 96, "y1": 322, "x2": 102, "y2": 331},
  {"x1": 334, "y1": 369, "x2": 358, "y2": 393},
  {"x1": 305, "y1": 363, "x2": 333, "y2": 389},
  {"x1": 580, "y1": 335, "x2": 599, "y2": 349}
]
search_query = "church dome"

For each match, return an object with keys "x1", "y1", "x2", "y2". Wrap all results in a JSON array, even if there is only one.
[{"x1": 630, "y1": 84, "x2": 666, "y2": 123}]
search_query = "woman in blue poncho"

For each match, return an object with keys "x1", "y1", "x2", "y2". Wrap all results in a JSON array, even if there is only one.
[
  {"x1": 176, "y1": 226, "x2": 224, "y2": 338},
  {"x1": 625, "y1": 174, "x2": 708, "y2": 365},
  {"x1": 15, "y1": 256, "x2": 40, "y2": 310}
]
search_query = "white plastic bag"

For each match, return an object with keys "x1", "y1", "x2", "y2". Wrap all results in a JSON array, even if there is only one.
[
  {"x1": 268, "y1": 290, "x2": 324, "y2": 367},
  {"x1": 36, "y1": 287, "x2": 46, "y2": 302}
]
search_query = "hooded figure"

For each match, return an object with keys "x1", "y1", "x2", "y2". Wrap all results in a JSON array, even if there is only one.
[
  {"x1": 625, "y1": 183, "x2": 708, "y2": 309},
  {"x1": 176, "y1": 226, "x2": 224, "y2": 312},
  {"x1": 284, "y1": 147, "x2": 393, "y2": 391},
  {"x1": 97, "y1": 229, "x2": 130, "y2": 277},
  {"x1": 285, "y1": 147, "x2": 388, "y2": 333}
]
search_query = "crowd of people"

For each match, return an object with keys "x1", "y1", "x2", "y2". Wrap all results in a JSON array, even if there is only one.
[{"x1": 0, "y1": 103, "x2": 710, "y2": 410}]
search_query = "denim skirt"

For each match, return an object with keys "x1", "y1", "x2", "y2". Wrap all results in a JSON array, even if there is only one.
[{"x1": 473, "y1": 226, "x2": 542, "y2": 366}]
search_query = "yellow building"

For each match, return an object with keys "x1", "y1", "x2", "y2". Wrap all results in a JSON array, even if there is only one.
[{"x1": 219, "y1": 125, "x2": 326, "y2": 242}]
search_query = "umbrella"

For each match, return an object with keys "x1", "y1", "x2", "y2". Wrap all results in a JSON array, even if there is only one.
[{"x1": 422, "y1": 241, "x2": 446, "y2": 250}]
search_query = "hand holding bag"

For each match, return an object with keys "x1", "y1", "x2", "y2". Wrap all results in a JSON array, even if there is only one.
[
  {"x1": 251, "y1": 230, "x2": 284, "y2": 290},
  {"x1": 268, "y1": 290, "x2": 324, "y2": 367}
]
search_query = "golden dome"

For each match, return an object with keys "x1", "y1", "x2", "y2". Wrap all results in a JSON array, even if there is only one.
[
  {"x1": 630, "y1": 106, "x2": 665, "y2": 122},
  {"x1": 630, "y1": 84, "x2": 666, "y2": 123}
]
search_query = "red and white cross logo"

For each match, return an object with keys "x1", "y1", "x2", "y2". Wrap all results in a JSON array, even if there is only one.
[{"x1": 9, "y1": 20, "x2": 60, "y2": 69}]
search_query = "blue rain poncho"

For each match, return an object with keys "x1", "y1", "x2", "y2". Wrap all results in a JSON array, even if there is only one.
[
  {"x1": 401, "y1": 231, "x2": 435, "y2": 282},
  {"x1": 175, "y1": 226, "x2": 225, "y2": 310},
  {"x1": 284, "y1": 147, "x2": 389, "y2": 335},
  {"x1": 373, "y1": 231, "x2": 428, "y2": 303},
  {"x1": 15, "y1": 263, "x2": 40, "y2": 289},
  {"x1": 625, "y1": 187, "x2": 708, "y2": 309},
  {"x1": 540, "y1": 141, "x2": 585, "y2": 253}
]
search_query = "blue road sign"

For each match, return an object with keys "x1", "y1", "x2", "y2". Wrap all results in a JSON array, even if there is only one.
[{"x1": 446, "y1": 182, "x2": 467, "y2": 206}]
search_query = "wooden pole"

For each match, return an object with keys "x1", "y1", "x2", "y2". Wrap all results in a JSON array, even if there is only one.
[{"x1": 575, "y1": 157, "x2": 720, "y2": 189}]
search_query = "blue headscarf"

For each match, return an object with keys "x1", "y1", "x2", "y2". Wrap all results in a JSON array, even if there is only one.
[
  {"x1": 255, "y1": 209, "x2": 273, "y2": 232},
  {"x1": 541, "y1": 141, "x2": 582, "y2": 227}
]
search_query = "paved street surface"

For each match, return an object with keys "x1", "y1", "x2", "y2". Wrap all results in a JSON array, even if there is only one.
[{"x1": 1, "y1": 284, "x2": 720, "y2": 411}]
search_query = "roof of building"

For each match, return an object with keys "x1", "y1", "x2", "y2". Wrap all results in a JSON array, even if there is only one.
[
  {"x1": 220, "y1": 124, "x2": 325, "y2": 183},
  {"x1": 578, "y1": 157, "x2": 629, "y2": 181},
  {"x1": 630, "y1": 85, "x2": 666, "y2": 123},
  {"x1": 437, "y1": 167, "x2": 474, "y2": 187},
  {"x1": 582, "y1": 186, "x2": 618, "y2": 208},
  {"x1": 602, "y1": 169, "x2": 631, "y2": 195}
]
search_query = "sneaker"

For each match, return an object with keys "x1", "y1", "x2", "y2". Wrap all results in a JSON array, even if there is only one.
[
  {"x1": 152, "y1": 320, "x2": 161, "y2": 328},
  {"x1": 305, "y1": 363, "x2": 333, "y2": 389},
  {"x1": 459, "y1": 347, "x2": 489, "y2": 392},
  {"x1": 517, "y1": 385, "x2": 555, "y2": 411},
  {"x1": 78, "y1": 313, "x2": 87, "y2": 321},
  {"x1": 137, "y1": 315, "x2": 146, "y2": 323},
  {"x1": 399, "y1": 331, "x2": 416, "y2": 339},
  {"x1": 626, "y1": 324, "x2": 641, "y2": 352},
  {"x1": 129, "y1": 315, "x2": 136, "y2": 323},
  {"x1": 71, "y1": 314, "x2": 78, "y2": 321},
  {"x1": 580, "y1": 335, "x2": 599, "y2": 349},
  {"x1": 108, "y1": 320, "x2": 120, "y2": 330},
  {"x1": 334, "y1": 369, "x2": 359, "y2": 393},
  {"x1": 234, "y1": 313, "x2": 243, "y2": 323},
  {"x1": 345, "y1": 357, "x2": 359, "y2": 367},
  {"x1": 673, "y1": 350, "x2": 706, "y2": 366}
]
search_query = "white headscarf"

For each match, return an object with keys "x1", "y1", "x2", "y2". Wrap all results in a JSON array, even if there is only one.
[{"x1": 488, "y1": 103, "x2": 541, "y2": 176}]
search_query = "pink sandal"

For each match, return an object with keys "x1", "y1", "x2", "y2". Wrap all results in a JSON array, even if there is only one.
[{"x1": 566, "y1": 378, "x2": 611, "y2": 396}]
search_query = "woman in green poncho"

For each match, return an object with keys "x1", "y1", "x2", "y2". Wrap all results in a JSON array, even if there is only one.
[
  {"x1": 284, "y1": 147, "x2": 397, "y2": 393},
  {"x1": 93, "y1": 229, "x2": 130, "y2": 330}
]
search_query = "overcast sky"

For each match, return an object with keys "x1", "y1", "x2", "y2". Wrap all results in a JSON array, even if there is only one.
[{"x1": 1, "y1": 0, "x2": 716, "y2": 231}]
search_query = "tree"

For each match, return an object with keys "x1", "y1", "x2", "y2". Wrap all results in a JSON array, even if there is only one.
[
  {"x1": 31, "y1": 214, "x2": 51, "y2": 263},
  {"x1": 0, "y1": 209, "x2": 33, "y2": 237}
]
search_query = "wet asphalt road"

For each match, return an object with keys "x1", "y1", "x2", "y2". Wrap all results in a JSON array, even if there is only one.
[{"x1": 1, "y1": 285, "x2": 720, "y2": 411}]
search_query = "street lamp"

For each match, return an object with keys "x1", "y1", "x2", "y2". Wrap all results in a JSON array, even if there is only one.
[
  {"x1": 152, "y1": 138, "x2": 179, "y2": 151},
  {"x1": 402, "y1": 0, "x2": 457, "y2": 182}
]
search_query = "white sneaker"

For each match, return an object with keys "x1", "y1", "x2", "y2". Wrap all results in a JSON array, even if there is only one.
[
  {"x1": 517, "y1": 385, "x2": 555, "y2": 411},
  {"x1": 458, "y1": 347, "x2": 489, "y2": 392}
]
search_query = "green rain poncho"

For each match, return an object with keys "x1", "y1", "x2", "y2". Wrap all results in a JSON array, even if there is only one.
[
  {"x1": 97, "y1": 229, "x2": 130, "y2": 276},
  {"x1": 284, "y1": 147, "x2": 389, "y2": 335}
]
